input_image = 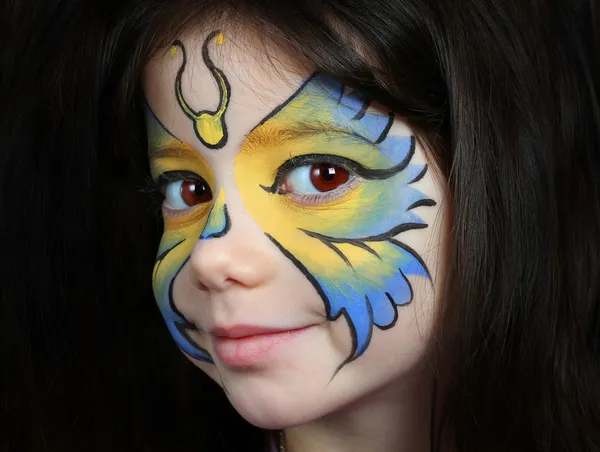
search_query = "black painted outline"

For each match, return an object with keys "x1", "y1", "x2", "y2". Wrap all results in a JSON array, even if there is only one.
[
  {"x1": 266, "y1": 234, "x2": 363, "y2": 375},
  {"x1": 310, "y1": 234, "x2": 353, "y2": 267},
  {"x1": 374, "y1": 270, "x2": 413, "y2": 330},
  {"x1": 301, "y1": 221, "x2": 429, "y2": 245},
  {"x1": 389, "y1": 237, "x2": 432, "y2": 280},
  {"x1": 374, "y1": 112, "x2": 395, "y2": 144},
  {"x1": 154, "y1": 239, "x2": 214, "y2": 363},
  {"x1": 159, "y1": 204, "x2": 233, "y2": 362},
  {"x1": 166, "y1": 72, "x2": 436, "y2": 374},
  {"x1": 252, "y1": 127, "x2": 432, "y2": 373},
  {"x1": 155, "y1": 239, "x2": 185, "y2": 271},
  {"x1": 302, "y1": 229, "x2": 380, "y2": 265},
  {"x1": 153, "y1": 199, "x2": 233, "y2": 364},
  {"x1": 351, "y1": 295, "x2": 374, "y2": 360},
  {"x1": 261, "y1": 136, "x2": 416, "y2": 194},
  {"x1": 249, "y1": 74, "x2": 318, "y2": 134},
  {"x1": 297, "y1": 222, "x2": 432, "y2": 300},
  {"x1": 407, "y1": 198, "x2": 437, "y2": 211},
  {"x1": 167, "y1": 255, "x2": 214, "y2": 362},
  {"x1": 266, "y1": 218, "x2": 430, "y2": 375},
  {"x1": 172, "y1": 31, "x2": 231, "y2": 150},
  {"x1": 351, "y1": 98, "x2": 370, "y2": 121},
  {"x1": 200, "y1": 204, "x2": 231, "y2": 239},
  {"x1": 335, "y1": 84, "x2": 345, "y2": 104},
  {"x1": 408, "y1": 164, "x2": 429, "y2": 185}
]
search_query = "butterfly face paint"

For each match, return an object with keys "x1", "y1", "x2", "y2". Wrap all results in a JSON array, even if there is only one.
[
  {"x1": 145, "y1": 32, "x2": 440, "y2": 385},
  {"x1": 234, "y1": 75, "x2": 434, "y2": 368},
  {"x1": 146, "y1": 105, "x2": 217, "y2": 362}
]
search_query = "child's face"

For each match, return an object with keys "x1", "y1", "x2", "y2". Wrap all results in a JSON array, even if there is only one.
[{"x1": 143, "y1": 29, "x2": 445, "y2": 429}]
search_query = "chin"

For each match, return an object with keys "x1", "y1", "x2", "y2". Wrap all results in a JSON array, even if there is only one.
[
  {"x1": 227, "y1": 391, "x2": 322, "y2": 429},
  {"x1": 219, "y1": 373, "x2": 333, "y2": 429}
]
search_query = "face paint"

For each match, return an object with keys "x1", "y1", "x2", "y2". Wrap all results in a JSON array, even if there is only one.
[
  {"x1": 144, "y1": 34, "x2": 445, "y2": 432},
  {"x1": 173, "y1": 31, "x2": 230, "y2": 149},
  {"x1": 147, "y1": 31, "x2": 236, "y2": 362},
  {"x1": 234, "y1": 75, "x2": 435, "y2": 368},
  {"x1": 146, "y1": 105, "x2": 215, "y2": 362},
  {"x1": 147, "y1": 35, "x2": 435, "y2": 371}
]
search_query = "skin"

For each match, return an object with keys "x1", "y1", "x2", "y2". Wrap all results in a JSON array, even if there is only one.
[{"x1": 143, "y1": 28, "x2": 447, "y2": 452}]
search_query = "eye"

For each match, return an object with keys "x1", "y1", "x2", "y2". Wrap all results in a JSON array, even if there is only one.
[
  {"x1": 163, "y1": 176, "x2": 212, "y2": 210},
  {"x1": 280, "y1": 163, "x2": 350, "y2": 194}
]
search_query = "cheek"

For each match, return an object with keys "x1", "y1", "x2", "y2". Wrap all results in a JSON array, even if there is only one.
[
  {"x1": 314, "y1": 281, "x2": 436, "y2": 415},
  {"x1": 171, "y1": 262, "x2": 209, "y2": 319},
  {"x1": 372, "y1": 281, "x2": 435, "y2": 364}
]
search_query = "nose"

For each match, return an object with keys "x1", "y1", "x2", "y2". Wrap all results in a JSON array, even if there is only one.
[{"x1": 189, "y1": 189, "x2": 275, "y2": 291}]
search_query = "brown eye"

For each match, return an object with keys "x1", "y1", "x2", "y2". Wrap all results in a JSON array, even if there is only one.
[
  {"x1": 162, "y1": 176, "x2": 212, "y2": 211},
  {"x1": 180, "y1": 179, "x2": 212, "y2": 206},
  {"x1": 309, "y1": 164, "x2": 350, "y2": 192},
  {"x1": 275, "y1": 161, "x2": 355, "y2": 205}
]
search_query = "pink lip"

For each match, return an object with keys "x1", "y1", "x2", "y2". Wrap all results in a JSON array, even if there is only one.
[{"x1": 211, "y1": 325, "x2": 314, "y2": 368}]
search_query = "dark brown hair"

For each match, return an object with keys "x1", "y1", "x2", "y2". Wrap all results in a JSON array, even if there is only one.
[{"x1": 2, "y1": 0, "x2": 600, "y2": 451}]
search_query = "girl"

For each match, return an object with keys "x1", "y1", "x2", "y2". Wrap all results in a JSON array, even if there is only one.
[{"x1": 2, "y1": 1, "x2": 599, "y2": 451}]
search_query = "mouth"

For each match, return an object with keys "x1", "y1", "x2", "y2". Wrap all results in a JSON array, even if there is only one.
[{"x1": 210, "y1": 324, "x2": 315, "y2": 368}]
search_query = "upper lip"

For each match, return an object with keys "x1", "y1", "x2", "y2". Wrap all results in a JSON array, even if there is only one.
[{"x1": 209, "y1": 324, "x2": 309, "y2": 339}]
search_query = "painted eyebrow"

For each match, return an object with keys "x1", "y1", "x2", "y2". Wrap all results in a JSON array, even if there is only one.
[
  {"x1": 244, "y1": 121, "x2": 377, "y2": 149},
  {"x1": 148, "y1": 145, "x2": 200, "y2": 160}
]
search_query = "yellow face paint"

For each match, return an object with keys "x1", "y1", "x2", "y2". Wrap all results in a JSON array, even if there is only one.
[
  {"x1": 146, "y1": 71, "x2": 435, "y2": 368},
  {"x1": 146, "y1": 105, "x2": 215, "y2": 362},
  {"x1": 233, "y1": 75, "x2": 434, "y2": 366},
  {"x1": 200, "y1": 188, "x2": 230, "y2": 240},
  {"x1": 214, "y1": 32, "x2": 225, "y2": 45},
  {"x1": 173, "y1": 31, "x2": 230, "y2": 149}
]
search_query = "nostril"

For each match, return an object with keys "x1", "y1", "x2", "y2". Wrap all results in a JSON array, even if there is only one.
[
  {"x1": 193, "y1": 275, "x2": 210, "y2": 292},
  {"x1": 188, "y1": 219, "x2": 276, "y2": 291},
  {"x1": 189, "y1": 241, "x2": 237, "y2": 291}
]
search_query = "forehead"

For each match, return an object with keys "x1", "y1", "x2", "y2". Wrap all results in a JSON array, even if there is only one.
[{"x1": 142, "y1": 29, "x2": 308, "y2": 153}]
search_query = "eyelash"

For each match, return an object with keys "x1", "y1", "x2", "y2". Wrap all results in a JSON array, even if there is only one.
[
  {"x1": 269, "y1": 154, "x2": 362, "y2": 205},
  {"x1": 271, "y1": 154, "x2": 363, "y2": 187},
  {"x1": 281, "y1": 174, "x2": 358, "y2": 206},
  {"x1": 147, "y1": 170, "x2": 205, "y2": 218},
  {"x1": 145, "y1": 154, "x2": 363, "y2": 214},
  {"x1": 143, "y1": 178, "x2": 166, "y2": 216}
]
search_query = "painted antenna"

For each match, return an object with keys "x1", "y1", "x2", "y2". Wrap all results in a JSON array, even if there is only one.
[{"x1": 172, "y1": 31, "x2": 230, "y2": 149}]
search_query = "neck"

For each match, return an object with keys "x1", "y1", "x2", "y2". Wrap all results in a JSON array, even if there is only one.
[{"x1": 283, "y1": 367, "x2": 433, "y2": 452}]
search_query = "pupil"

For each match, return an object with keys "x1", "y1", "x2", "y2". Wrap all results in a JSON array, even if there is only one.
[
  {"x1": 309, "y1": 164, "x2": 349, "y2": 192},
  {"x1": 181, "y1": 179, "x2": 211, "y2": 205},
  {"x1": 322, "y1": 167, "x2": 337, "y2": 181}
]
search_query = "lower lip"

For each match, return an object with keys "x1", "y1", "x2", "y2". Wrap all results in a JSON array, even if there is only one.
[{"x1": 212, "y1": 326, "x2": 313, "y2": 368}]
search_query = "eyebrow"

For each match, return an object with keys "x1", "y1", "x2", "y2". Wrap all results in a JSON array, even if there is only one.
[
  {"x1": 148, "y1": 145, "x2": 200, "y2": 161},
  {"x1": 243, "y1": 121, "x2": 377, "y2": 150}
]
